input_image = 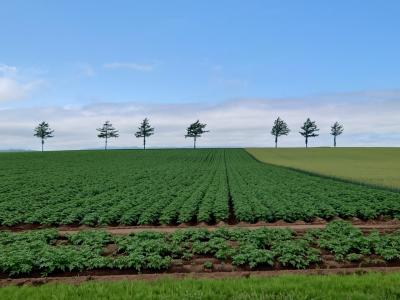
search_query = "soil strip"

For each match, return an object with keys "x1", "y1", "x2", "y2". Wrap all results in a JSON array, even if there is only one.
[{"x1": 1, "y1": 219, "x2": 400, "y2": 235}]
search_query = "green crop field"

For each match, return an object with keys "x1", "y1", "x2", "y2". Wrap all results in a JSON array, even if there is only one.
[
  {"x1": 0, "y1": 149, "x2": 399, "y2": 226},
  {"x1": 1, "y1": 273, "x2": 400, "y2": 300},
  {"x1": 1, "y1": 221, "x2": 400, "y2": 276},
  {"x1": 247, "y1": 147, "x2": 400, "y2": 189}
]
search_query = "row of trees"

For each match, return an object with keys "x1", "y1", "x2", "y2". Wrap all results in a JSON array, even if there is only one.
[
  {"x1": 33, "y1": 119, "x2": 209, "y2": 151},
  {"x1": 34, "y1": 118, "x2": 343, "y2": 151},
  {"x1": 271, "y1": 118, "x2": 344, "y2": 148}
]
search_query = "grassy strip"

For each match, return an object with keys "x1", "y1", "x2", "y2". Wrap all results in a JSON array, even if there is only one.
[
  {"x1": 1, "y1": 273, "x2": 400, "y2": 299},
  {"x1": 246, "y1": 147, "x2": 400, "y2": 190}
]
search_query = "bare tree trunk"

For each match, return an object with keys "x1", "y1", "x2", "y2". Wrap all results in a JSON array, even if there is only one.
[
  {"x1": 334, "y1": 136, "x2": 337, "y2": 147},
  {"x1": 144, "y1": 136, "x2": 146, "y2": 150},
  {"x1": 105, "y1": 137, "x2": 108, "y2": 150},
  {"x1": 194, "y1": 136, "x2": 196, "y2": 149},
  {"x1": 275, "y1": 136, "x2": 278, "y2": 148},
  {"x1": 305, "y1": 137, "x2": 308, "y2": 148},
  {"x1": 41, "y1": 139, "x2": 44, "y2": 152}
]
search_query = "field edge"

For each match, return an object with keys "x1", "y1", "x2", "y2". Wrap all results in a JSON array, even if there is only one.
[{"x1": 245, "y1": 148, "x2": 400, "y2": 193}]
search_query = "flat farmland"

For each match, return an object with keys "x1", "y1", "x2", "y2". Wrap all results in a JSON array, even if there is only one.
[
  {"x1": 0, "y1": 149, "x2": 399, "y2": 227},
  {"x1": 2, "y1": 221, "x2": 400, "y2": 279},
  {"x1": 247, "y1": 147, "x2": 400, "y2": 189},
  {"x1": 2, "y1": 149, "x2": 400, "y2": 285}
]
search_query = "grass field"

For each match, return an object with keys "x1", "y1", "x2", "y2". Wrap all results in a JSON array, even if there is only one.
[
  {"x1": 247, "y1": 147, "x2": 400, "y2": 189},
  {"x1": 1, "y1": 273, "x2": 400, "y2": 300},
  {"x1": 1, "y1": 149, "x2": 400, "y2": 225}
]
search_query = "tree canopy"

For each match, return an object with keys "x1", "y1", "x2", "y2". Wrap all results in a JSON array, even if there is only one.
[
  {"x1": 331, "y1": 121, "x2": 344, "y2": 147},
  {"x1": 97, "y1": 121, "x2": 119, "y2": 150},
  {"x1": 299, "y1": 118, "x2": 319, "y2": 148},
  {"x1": 271, "y1": 117, "x2": 290, "y2": 148},
  {"x1": 34, "y1": 121, "x2": 54, "y2": 152},
  {"x1": 185, "y1": 120, "x2": 209, "y2": 149},
  {"x1": 135, "y1": 118, "x2": 155, "y2": 150}
]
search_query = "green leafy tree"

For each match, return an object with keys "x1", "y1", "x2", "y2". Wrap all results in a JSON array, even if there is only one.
[
  {"x1": 97, "y1": 121, "x2": 119, "y2": 150},
  {"x1": 185, "y1": 120, "x2": 209, "y2": 149},
  {"x1": 331, "y1": 121, "x2": 344, "y2": 147},
  {"x1": 271, "y1": 117, "x2": 290, "y2": 148},
  {"x1": 135, "y1": 118, "x2": 155, "y2": 150},
  {"x1": 299, "y1": 118, "x2": 319, "y2": 148},
  {"x1": 34, "y1": 121, "x2": 54, "y2": 152}
]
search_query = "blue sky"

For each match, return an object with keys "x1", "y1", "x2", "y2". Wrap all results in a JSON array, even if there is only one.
[{"x1": 0, "y1": 1, "x2": 400, "y2": 149}]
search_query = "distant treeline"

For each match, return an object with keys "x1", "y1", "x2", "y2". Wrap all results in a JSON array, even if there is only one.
[{"x1": 33, "y1": 118, "x2": 343, "y2": 152}]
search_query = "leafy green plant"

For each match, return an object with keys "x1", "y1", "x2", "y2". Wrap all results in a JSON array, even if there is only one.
[{"x1": 203, "y1": 261, "x2": 213, "y2": 269}]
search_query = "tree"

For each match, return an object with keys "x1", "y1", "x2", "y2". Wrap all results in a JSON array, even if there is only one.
[
  {"x1": 34, "y1": 121, "x2": 54, "y2": 152},
  {"x1": 271, "y1": 117, "x2": 290, "y2": 148},
  {"x1": 185, "y1": 120, "x2": 209, "y2": 149},
  {"x1": 299, "y1": 118, "x2": 319, "y2": 148},
  {"x1": 135, "y1": 118, "x2": 155, "y2": 150},
  {"x1": 97, "y1": 121, "x2": 119, "y2": 150},
  {"x1": 331, "y1": 121, "x2": 344, "y2": 147}
]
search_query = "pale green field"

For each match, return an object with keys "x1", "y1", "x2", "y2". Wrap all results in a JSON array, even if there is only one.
[{"x1": 247, "y1": 148, "x2": 400, "y2": 189}]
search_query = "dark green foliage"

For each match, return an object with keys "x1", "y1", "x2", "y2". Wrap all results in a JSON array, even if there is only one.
[
  {"x1": 331, "y1": 121, "x2": 344, "y2": 147},
  {"x1": 97, "y1": 121, "x2": 119, "y2": 150},
  {"x1": 134, "y1": 118, "x2": 155, "y2": 150},
  {"x1": 371, "y1": 231, "x2": 400, "y2": 260},
  {"x1": 309, "y1": 221, "x2": 400, "y2": 262},
  {"x1": 299, "y1": 118, "x2": 319, "y2": 148},
  {"x1": 33, "y1": 121, "x2": 54, "y2": 152},
  {"x1": 185, "y1": 120, "x2": 209, "y2": 149},
  {"x1": 203, "y1": 261, "x2": 213, "y2": 269},
  {"x1": 0, "y1": 150, "x2": 230, "y2": 226},
  {"x1": 0, "y1": 149, "x2": 399, "y2": 226},
  {"x1": 271, "y1": 117, "x2": 290, "y2": 148},
  {"x1": 309, "y1": 221, "x2": 372, "y2": 261},
  {"x1": 225, "y1": 150, "x2": 400, "y2": 223},
  {"x1": 2, "y1": 223, "x2": 400, "y2": 277}
]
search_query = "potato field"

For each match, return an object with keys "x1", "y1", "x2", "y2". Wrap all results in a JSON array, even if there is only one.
[
  {"x1": 0, "y1": 149, "x2": 399, "y2": 226},
  {"x1": 2, "y1": 221, "x2": 400, "y2": 277}
]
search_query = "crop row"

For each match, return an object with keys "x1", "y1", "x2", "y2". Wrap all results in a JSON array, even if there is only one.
[
  {"x1": 0, "y1": 149, "x2": 399, "y2": 226},
  {"x1": 1, "y1": 221, "x2": 400, "y2": 276},
  {"x1": 0, "y1": 150, "x2": 229, "y2": 226},
  {"x1": 227, "y1": 150, "x2": 400, "y2": 222}
]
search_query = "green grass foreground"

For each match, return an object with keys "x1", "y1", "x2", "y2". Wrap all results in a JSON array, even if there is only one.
[
  {"x1": 1, "y1": 273, "x2": 400, "y2": 300},
  {"x1": 247, "y1": 147, "x2": 400, "y2": 189}
]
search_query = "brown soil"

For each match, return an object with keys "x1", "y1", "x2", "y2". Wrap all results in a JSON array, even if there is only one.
[{"x1": 1, "y1": 219, "x2": 399, "y2": 235}]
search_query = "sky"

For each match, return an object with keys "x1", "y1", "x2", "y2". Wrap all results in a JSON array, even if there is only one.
[{"x1": 0, "y1": 0, "x2": 399, "y2": 150}]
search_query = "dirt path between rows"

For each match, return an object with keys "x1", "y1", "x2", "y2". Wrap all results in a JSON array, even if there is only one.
[
  {"x1": 59, "y1": 222, "x2": 400, "y2": 235},
  {"x1": 2, "y1": 267, "x2": 400, "y2": 287},
  {"x1": 2, "y1": 219, "x2": 400, "y2": 235}
]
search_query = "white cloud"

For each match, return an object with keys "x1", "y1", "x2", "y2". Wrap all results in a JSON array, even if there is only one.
[
  {"x1": 0, "y1": 89, "x2": 399, "y2": 150},
  {"x1": 0, "y1": 77, "x2": 45, "y2": 101},
  {"x1": 0, "y1": 63, "x2": 46, "y2": 101},
  {"x1": 103, "y1": 62, "x2": 155, "y2": 72}
]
